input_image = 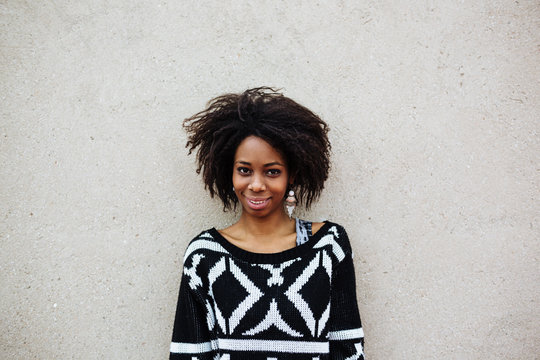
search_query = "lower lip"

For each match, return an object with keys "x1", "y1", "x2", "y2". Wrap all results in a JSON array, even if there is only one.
[{"x1": 246, "y1": 198, "x2": 270, "y2": 210}]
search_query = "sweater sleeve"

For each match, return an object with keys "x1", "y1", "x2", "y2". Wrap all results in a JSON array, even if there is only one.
[
  {"x1": 328, "y1": 231, "x2": 365, "y2": 360},
  {"x1": 170, "y1": 262, "x2": 217, "y2": 360}
]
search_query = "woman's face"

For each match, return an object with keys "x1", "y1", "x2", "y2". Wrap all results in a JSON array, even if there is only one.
[{"x1": 232, "y1": 136, "x2": 291, "y2": 219}]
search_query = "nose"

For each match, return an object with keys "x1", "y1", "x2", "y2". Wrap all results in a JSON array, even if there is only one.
[{"x1": 248, "y1": 174, "x2": 266, "y2": 192}]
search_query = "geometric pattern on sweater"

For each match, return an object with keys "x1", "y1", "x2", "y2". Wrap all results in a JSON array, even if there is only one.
[
  {"x1": 209, "y1": 256, "x2": 263, "y2": 335},
  {"x1": 171, "y1": 221, "x2": 364, "y2": 360},
  {"x1": 284, "y1": 250, "x2": 332, "y2": 337}
]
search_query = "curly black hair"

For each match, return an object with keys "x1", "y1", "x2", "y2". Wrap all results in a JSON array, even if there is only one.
[{"x1": 184, "y1": 87, "x2": 331, "y2": 210}]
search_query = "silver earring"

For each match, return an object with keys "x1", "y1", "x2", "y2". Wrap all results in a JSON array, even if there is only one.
[
  {"x1": 285, "y1": 189, "x2": 297, "y2": 219},
  {"x1": 232, "y1": 186, "x2": 235, "y2": 191}
]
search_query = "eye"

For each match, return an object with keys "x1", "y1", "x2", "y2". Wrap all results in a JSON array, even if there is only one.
[
  {"x1": 266, "y1": 169, "x2": 281, "y2": 176},
  {"x1": 237, "y1": 167, "x2": 251, "y2": 175}
]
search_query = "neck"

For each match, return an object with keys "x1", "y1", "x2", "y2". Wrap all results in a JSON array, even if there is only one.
[{"x1": 237, "y1": 210, "x2": 294, "y2": 239}]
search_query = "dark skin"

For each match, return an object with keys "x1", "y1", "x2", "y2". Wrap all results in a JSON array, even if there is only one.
[{"x1": 219, "y1": 136, "x2": 324, "y2": 253}]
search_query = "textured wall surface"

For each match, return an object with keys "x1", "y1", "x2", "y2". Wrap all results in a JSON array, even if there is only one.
[{"x1": 1, "y1": 1, "x2": 539, "y2": 359}]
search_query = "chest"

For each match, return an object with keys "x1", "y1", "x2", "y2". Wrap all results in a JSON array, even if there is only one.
[{"x1": 205, "y1": 249, "x2": 334, "y2": 338}]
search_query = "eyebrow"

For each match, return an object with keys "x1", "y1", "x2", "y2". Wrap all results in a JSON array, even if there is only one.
[{"x1": 235, "y1": 161, "x2": 285, "y2": 167}]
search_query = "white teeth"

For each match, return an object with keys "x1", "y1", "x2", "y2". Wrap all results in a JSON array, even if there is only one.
[{"x1": 250, "y1": 200, "x2": 265, "y2": 204}]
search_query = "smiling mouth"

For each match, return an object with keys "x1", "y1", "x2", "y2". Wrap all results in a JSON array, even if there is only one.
[
  {"x1": 248, "y1": 199, "x2": 267, "y2": 204},
  {"x1": 246, "y1": 197, "x2": 270, "y2": 209}
]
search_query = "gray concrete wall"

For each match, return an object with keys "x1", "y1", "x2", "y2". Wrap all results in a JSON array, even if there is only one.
[{"x1": 1, "y1": 1, "x2": 538, "y2": 359}]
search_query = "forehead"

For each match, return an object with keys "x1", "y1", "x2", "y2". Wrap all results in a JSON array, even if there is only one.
[{"x1": 234, "y1": 136, "x2": 286, "y2": 164}]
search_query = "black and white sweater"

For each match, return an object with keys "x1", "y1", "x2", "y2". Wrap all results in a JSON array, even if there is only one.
[{"x1": 170, "y1": 221, "x2": 364, "y2": 360}]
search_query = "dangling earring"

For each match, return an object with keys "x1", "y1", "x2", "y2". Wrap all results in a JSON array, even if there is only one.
[{"x1": 285, "y1": 189, "x2": 297, "y2": 219}]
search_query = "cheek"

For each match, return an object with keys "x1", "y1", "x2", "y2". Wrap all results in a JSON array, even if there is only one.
[
  {"x1": 232, "y1": 173, "x2": 248, "y2": 189},
  {"x1": 271, "y1": 179, "x2": 290, "y2": 195}
]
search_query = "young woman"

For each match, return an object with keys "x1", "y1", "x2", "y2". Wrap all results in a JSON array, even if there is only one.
[{"x1": 170, "y1": 88, "x2": 364, "y2": 360}]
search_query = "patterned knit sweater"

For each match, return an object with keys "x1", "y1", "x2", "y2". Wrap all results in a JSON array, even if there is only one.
[{"x1": 170, "y1": 221, "x2": 364, "y2": 360}]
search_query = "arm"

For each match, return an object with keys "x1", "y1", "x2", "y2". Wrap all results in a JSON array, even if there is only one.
[
  {"x1": 170, "y1": 264, "x2": 217, "y2": 360},
  {"x1": 328, "y1": 246, "x2": 365, "y2": 360}
]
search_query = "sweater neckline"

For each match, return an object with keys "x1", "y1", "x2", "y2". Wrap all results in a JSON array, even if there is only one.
[{"x1": 209, "y1": 221, "x2": 331, "y2": 264}]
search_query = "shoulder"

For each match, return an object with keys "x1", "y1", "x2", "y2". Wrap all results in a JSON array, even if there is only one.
[
  {"x1": 316, "y1": 220, "x2": 350, "y2": 240},
  {"x1": 182, "y1": 228, "x2": 230, "y2": 265},
  {"x1": 312, "y1": 221, "x2": 353, "y2": 262},
  {"x1": 311, "y1": 221, "x2": 325, "y2": 234}
]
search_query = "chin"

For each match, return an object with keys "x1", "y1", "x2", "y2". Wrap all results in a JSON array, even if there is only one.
[{"x1": 241, "y1": 203, "x2": 282, "y2": 218}]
